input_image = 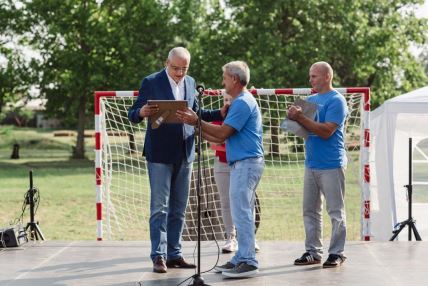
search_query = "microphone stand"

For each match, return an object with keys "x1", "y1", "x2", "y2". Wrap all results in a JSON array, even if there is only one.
[
  {"x1": 25, "y1": 170, "x2": 45, "y2": 241},
  {"x1": 390, "y1": 137, "x2": 422, "y2": 241},
  {"x1": 191, "y1": 85, "x2": 209, "y2": 286}
]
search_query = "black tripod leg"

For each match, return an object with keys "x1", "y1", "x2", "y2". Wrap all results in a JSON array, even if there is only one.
[
  {"x1": 29, "y1": 224, "x2": 38, "y2": 240},
  {"x1": 390, "y1": 222, "x2": 406, "y2": 241},
  {"x1": 26, "y1": 223, "x2": 45, "y2": 241},
  {"x1": 35, "y1": 224, "x2": 45, "y2": 241},
  {"x1": 411, "y1": 223, "x2": 422, "y2": 241},
  {"x1": 33, "y1": 226, "x2": 39, "y2": 240},
  {"x1": 25, "y1": 223, "x2": 34, "y2": 240}
]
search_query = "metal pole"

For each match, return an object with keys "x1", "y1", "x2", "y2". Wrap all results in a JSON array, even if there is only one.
[{"x1": 408, "y1": 138, "x2": 412, "y2": 241}]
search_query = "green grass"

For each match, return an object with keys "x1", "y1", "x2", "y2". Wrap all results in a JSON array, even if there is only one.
[
  {"x1": 0, "y1": 159, "x2": 95, "y2": 239},
  {"x1": 253, "y1": 161, "x2": 362, "y2": 240},
  {"x1": 0, "y1": 125, "x2": 364, "y2": 241},
  {"x1": 0, "y1": 125, "x2": 96, "y2": 240}
]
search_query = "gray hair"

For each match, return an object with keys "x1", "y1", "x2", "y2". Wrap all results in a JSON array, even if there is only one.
[
  {"x1": 311, "y1": 61, "x2": 333, "y2": 79},
  {"x1": 168, "y1": 47, "x2": 191, "y2": 61},
  {"x1": 222, "y1": 61, "x2": 250, "y2": 86}
]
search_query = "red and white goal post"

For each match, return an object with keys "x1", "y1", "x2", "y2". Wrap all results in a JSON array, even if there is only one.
[{"x1": 94, "y1": 87, "x2": 371, "y2": 241}]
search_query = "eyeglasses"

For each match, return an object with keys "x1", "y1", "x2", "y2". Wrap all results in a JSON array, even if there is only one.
[{"x1": 169, "y1": 65, "x2": 189, "y2": 73}]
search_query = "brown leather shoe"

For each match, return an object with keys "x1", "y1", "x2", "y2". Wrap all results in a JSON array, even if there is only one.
[
  {"x1": 166, "y1": 257, "x2": 196, "y2": 269},
  {"x1": 153, "y1": 256, "x2": 167, "y2": 273}
]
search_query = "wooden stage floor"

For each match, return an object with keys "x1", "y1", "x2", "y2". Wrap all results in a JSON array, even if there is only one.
[{"x1": 0, "y1": 240, "x2": 426, "y2": 286}]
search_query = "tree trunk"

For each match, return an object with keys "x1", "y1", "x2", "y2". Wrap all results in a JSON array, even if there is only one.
[
  {"x1": 73, "y1": 92, "x2": 87, "y2": 159},
  {"x1": 72, "y1": 0, "x2": 89, "y2": 159}
]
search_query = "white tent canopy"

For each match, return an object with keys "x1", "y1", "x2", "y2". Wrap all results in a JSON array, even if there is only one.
[{"x1": 370, "y1": 85, "x2": 428, "y2": 240}]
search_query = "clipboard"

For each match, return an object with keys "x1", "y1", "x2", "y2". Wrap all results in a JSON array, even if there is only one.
[
  {"x1": 280, "y1": 98, "x2": 317, "y2": 139},
  {"x1": 148, "y1": 100, "x2": 188, "y2": 128}
]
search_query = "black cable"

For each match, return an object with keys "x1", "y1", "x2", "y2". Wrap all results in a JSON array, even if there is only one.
[
  {"x1": 177, "y1": 96, "x2": 222, "y2": 286},
  {"x1": 10, "y1": 191, "x2": 30, "y2": 226},
  {"x1": 198, "y1": 140, "x2": 221, "y2": 275},
  {"x1": 177, "y1": 128, "x2": 204, "y2": 286},
  {"x1": 10, "y1": 186, "x2": 39, "y2": 226}
]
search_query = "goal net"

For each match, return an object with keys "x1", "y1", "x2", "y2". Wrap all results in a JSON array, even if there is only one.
[{"x1": 94, "y1": 88, "x2": 370, "y2": 241}]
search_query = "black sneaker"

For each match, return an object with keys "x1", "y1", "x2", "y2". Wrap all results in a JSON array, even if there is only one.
[
  {"x1": 294, "y1": 252, "x2": 321, "y2": 265},
  {"x1": 214, "y1": 261, "x2": 235, "y2": 273},
  {"x1": 323, "y1": 254, "x2": 345, "y2": 268},
  {"x1": 222, "y1": 262, "x2": 259, "y2": 278}
]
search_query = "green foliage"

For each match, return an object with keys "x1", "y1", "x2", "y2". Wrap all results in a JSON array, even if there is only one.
[
  {"x1": 1, "y1": 0, "x2": 428, "y2": 157},
  {"x1": 8, "y1": 107, "x2": 35, "y2": 127},
  {"x1": 0, "y1": 47, "x2": 33, "y2": 114},
  {"x1": 8, "y1": 0, "x2": 178, "y2": 157},
  {"x1": 194, "y1": 0, "x2": 428, "y2": 107},
  {"x1": 0, "y1": 1, "x2": 36, "y2": 113}
]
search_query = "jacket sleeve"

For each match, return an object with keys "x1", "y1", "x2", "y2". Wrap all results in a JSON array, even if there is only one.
[
  {"x1": 128, "y1": 78, "x2": 150, "y2": 123},
  {"x1": 191, "y1": 97, "x2": 223, "y2": 122}
]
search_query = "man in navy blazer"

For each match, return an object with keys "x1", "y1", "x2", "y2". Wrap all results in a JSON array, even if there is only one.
[{"x1": 128, "y1": 47, "x2": 225, "y2": 273}]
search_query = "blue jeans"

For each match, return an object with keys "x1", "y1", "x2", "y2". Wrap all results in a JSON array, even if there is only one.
[
  {"x1": 229, "y1": 157, "x2": 264, "y2": 268},
  {"x1": 147, "y1": 160, "x2": 192, "y2": 261}
]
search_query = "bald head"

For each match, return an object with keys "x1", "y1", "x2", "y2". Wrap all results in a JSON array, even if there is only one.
[
  {"x1": 168, "y1": 47, "x2": 191, "y2": 61},
  {"x1": 309, "y1": 61, "x2": 334, "y2": 93},
  {"x1": 166, "y1": 47, "x2": 191, "y2": 83},
  {"x1": 311, "y1": 61, "x2": 333, "y2": 81}
]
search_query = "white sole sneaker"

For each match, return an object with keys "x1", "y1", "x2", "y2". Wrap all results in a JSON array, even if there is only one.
[
  {"x1": 221, "y1": 238, "x2": 238, "y2": 253},
  {"x1": 222, "y1": 268, "x2": 259, "y2": 278},
  {"x1": 214, "y1": 262, "x2": 235, "y2": 273}
]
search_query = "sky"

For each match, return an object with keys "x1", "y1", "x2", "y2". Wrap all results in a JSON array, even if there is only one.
[{"x1": 416, "y1": 0, "x2": 428, "y2": 18}]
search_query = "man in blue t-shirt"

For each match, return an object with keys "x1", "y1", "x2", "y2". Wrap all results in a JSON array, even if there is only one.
[
  {"x1": 287, "y1": 61, "x2": 348, "y2": 268},
  {"x1": 177, "y1": 61, "x2": 264, "y2": 279}
]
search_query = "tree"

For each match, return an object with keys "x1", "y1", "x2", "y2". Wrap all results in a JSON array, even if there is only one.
[
  {"x1": 196, "y1": 0, "x2": 428, "y2": 107},
  {"x1": 13, "y1": 0, "x2": 190, "y2": 158},
  {"x1": 0, "y1": 1, "x2": 33, "y2": 114},
  {"x1": 4, "y1": 0, "x2": 427, "y2": 159},
  {"x1": 191, "y1": 0, "x2": 428, "y2": 155}
]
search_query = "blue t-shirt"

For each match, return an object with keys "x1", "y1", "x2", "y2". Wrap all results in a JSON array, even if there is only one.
[
  {"x1": 224, "y1": 91, "x2": 264, "y2": 164},
  {"x1": 305, "y1": 89, "x2": 348, "y2": 169}
]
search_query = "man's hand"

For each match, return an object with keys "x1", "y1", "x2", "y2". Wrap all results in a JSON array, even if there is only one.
[
  {"x1": 139, "y1": 104, "x2": 159, "y2": 118},
  {"x1": 220, "y1": 103, "x2": 230, "y2": 119},
  {"x1": 176, "y1": 108, "x2": 198, "y2": 126},
  {"x1": 287, "y1": 105, "x2": 303, "y2": 121}
]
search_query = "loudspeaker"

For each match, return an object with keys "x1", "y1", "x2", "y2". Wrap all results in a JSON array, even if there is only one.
[{"x1": 0, "y1": 226, "x2": 28, "y2": 248}]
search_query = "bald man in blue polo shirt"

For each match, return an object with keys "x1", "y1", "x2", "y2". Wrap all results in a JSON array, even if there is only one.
[{"x1": 288, "y1": 61, "x2": 348, "y2": 269}]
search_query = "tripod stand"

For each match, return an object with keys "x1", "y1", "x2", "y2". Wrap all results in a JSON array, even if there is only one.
[
  {"x1": 390, "y1": 138, "x2": 422, "y2": 241},
  {"x1": 25, "y1": 170, "x2": 45, "y2": 241},
  {"x1": 189, "y1": 84, "x2": 210, "y2": 286}
]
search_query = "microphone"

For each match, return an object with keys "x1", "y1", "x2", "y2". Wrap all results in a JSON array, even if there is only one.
[{"x1": 196, "y1": 84, "x2": 205, "y2": 94}]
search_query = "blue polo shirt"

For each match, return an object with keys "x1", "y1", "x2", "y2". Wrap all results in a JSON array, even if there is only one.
[
  {"x1": 305, "y1": 89, "x2": 348, "y2": 169},
  {"x1": 224, "y1": 91, "x2": 264, "y2": 164}
]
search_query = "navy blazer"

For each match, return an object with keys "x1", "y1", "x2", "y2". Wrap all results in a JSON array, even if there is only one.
[{"x1": 128, "y1": 69, "x2": 222, "y2": 163}]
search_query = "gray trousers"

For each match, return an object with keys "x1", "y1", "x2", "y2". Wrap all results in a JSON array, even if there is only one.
[
  {"x1": 213, "y1": 158, "x2": 236, "y2": 238},
  {"x1": 303, "y1": 167, "x2": 346, "y2": 259}
]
